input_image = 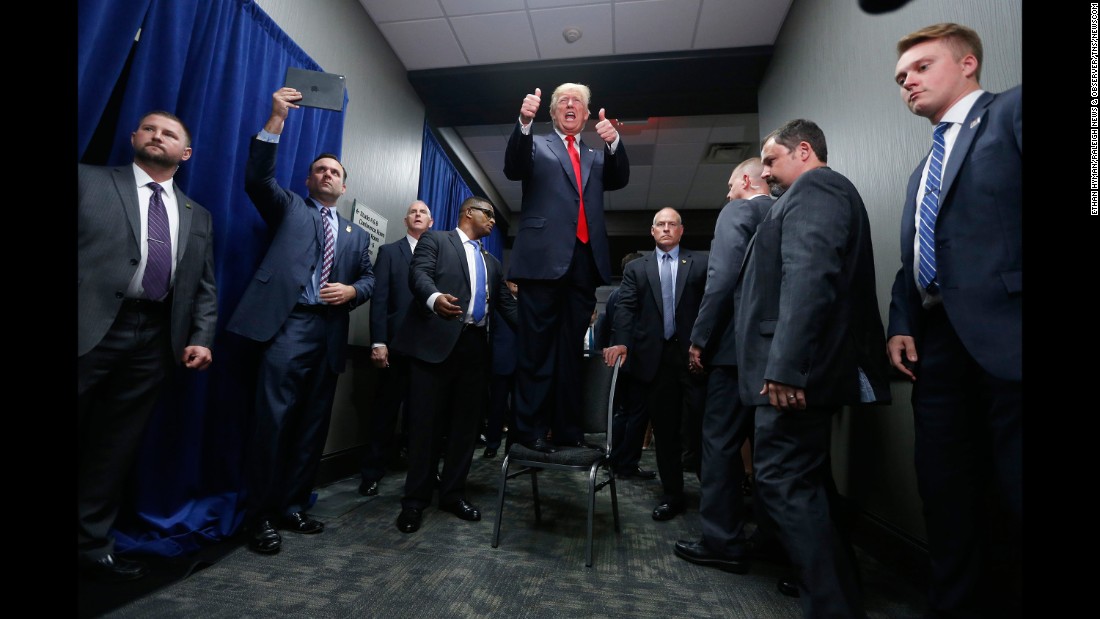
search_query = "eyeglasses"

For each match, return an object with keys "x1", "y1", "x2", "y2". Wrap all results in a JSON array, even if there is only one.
[{"x1": 468, "y1": 206, "x2": 495, "y2": 220}]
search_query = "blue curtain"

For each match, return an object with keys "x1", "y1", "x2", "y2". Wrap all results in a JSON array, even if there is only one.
[
  {"x1": 78, "y1": 0, "x2": 346, "y2": 557},
  {"x1": 418, "y1": 122, "x2": 504, "y2": 259}
]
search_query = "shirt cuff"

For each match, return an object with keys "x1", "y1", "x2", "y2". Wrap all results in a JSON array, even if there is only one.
[
  {"x1": 608, "y1": 134, "x2": 620, "y2": 154},
  {"x1": 371, "y1": 343, "x2": 386, "y2": 349},
  {"x1": 256, "y1": 129, "x2": 280, "y2": 143},
  {"x1": 427, "y1": 292, "x2": 442, "y2": 311},
  {"x1": 519, "y1": 118, "x2": 532, "y2": 135}
]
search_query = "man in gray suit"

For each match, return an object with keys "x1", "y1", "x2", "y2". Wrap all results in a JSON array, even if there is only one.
[
  {"x1": 674, "y1": 158, "x2": 774, "y2": 573},
  {"x1": 735, "y1": 120, "x2": 891, "y2": 618},
  {"x1": 78, "y1": 110, "x2": 218, "y2": 581}
]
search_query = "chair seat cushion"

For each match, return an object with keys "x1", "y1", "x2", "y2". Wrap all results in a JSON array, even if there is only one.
[{"x1": 509, "y1": 445, "x2": 606, "y2": 467}]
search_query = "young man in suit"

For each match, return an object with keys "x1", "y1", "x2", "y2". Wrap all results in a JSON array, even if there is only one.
[
  {"x1": 675, "y1": 157, "x2": 777, "y2": 573},
  {"x1": 78, "y1": 110, "x2": 218, "y2": 580},
  {"x1": 229, "y1": 87, "x2": 375, "y2": 554},
  {"x1": 390, "y1": 197, "x2": 518, "y2": 534},
  {"x1": 358, "y1": 200, "x2": 433, "y2": 497},
  {"x1": 503, "y1": 83, "x2": 630, "y2": 454},
  {"x1": 603, "y1": 208, "x2": 708, "y2": 522},
  {"x1": 734, "y1": 119, "x2": 891, "y2": 618},
  {"x1": 888, "y1": 23, "x2": 1021, "y2": 617}
]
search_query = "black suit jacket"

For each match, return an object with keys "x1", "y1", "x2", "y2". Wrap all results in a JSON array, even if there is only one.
[
  {"x1": 611, "y1": 247, "x2": 708, "y2": 382},
  {"x1": 391, "y1": 229, "x2": 518, "y2": 363},
  {"x1": 369, "y1": 237, "x2": 414, "y2": 346},
  {"x1": 734, "y1": 167, "x2": 891, "y2": 407},
  {"x1": 690, "y1": 194, "x2": 774, "y2": 366}
]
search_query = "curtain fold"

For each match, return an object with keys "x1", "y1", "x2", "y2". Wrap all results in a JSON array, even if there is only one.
[
  {"x1": 79, "y1": 0, "x2": 346, "y2": 557},
  {"x1": 418, "y1": 122, "x2": 504, "y2": 260}
]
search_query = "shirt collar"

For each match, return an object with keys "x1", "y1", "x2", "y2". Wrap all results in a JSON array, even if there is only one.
[
  {"x1": 939, "y1": 89, "x2": 985, "y2": 127},
  {"x1": 656, "y1": 245, "x2": 680, "y2": 261},
  {"x1": 132, "y1": 163, "x2": 174, "y2": 193}
]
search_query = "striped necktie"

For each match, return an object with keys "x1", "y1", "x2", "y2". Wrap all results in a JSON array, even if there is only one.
[
  {"x1": 917, "y1": 122, "x2": 950, "y2": 292},
  {"x1": 320, "y1": 207, "x2": 334, "y2": 287},
  {"x1": 141, "y1": 182, "x2": 172, "y2": 300}
]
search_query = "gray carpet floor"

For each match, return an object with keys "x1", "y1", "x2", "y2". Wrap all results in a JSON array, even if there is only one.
[{"x1": 102, "y1": 448, "x2": 925, "y2": 618}]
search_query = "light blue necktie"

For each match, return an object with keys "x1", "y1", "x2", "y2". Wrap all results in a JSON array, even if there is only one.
[
  {"x1": 469, "y1": 240, "x2": 486, "y2": 323},
  {"x1": 918, "y1": 122, "x2": 950, "y2": 293},
  {"x1": 660, "y1": 253, "x2": 675, "y2": 339}
]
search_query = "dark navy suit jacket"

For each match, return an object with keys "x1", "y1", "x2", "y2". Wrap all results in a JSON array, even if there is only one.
[
  {"x1": 503, "y1": 123, "x2": 630, "y2": 284},
  {"x1": 369, "y1": 237, "x2": 414, "y2": 346},
  {"x1": 888, "y1": 86, "x2": 1022, "y2": 382}
]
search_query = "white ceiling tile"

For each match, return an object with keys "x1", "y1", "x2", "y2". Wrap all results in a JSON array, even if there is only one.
[
  {"x1": 378, "y1": 20, "x2": 466, "y2": 69},
  {"x1": 456, "y1": 125, "x2": 507, "y2": 138},
  {"x1": 614, "y1": 0, "x2": 702, "y2": 55},
  {"x1": 653, "y1": 142, "x2": 706, "y2": 166},
  {"x1": 450, "y1": 12, "x2": 540, "y2": 65},
  {"x1": 650, "y1": 165, "x2": 695, "y2": 184},
  {"x1": 694, "y1": 0, "x2": 792, "y2": 49},
  {"x1": 647, "y1": 182, "x2": 689, "y2": 208},
  {"x1": 528, "y1": 0, "x2": 609, "y2": 8},
  {"x1": 530, "y1": 4, "x2": 614, "y2": 59},
  {"x1": 360, "y1": 0, "x2": 444, "y2": 23},
  {"x1": 440, "y1": 0, "x2": 527, "y2": 17}
]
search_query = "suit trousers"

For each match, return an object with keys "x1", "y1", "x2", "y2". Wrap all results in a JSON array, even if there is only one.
[
  {"x1": 77, "y1": 301, "x2": 172, "y2": 560},
  {"x1": 360, "y1": 353, "x2": 410, "y2": 483},
  {"x1": 512, "y1": 240, "x2": 600, "y2": 445},
  {"x1": 754, "y1": 404, "x2": 865, "y2": 619},
  {"x1": 698, "y1": 365, "x2": 755, "y2": 555},
  {"x1": 402, "y1": 327, "x2": 489, "y2": 509},
  {"x1": 913, "y1": 305, "x2": 1022, "y2": 618},
  {"x1": 609, "y1": 371, "x2": 650, "y2": 472},
  {"x1": 245, "y1": 307, "x2": 340, "y2": 522}
]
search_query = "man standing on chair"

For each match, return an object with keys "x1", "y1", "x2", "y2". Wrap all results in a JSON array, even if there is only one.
[
  {"x1": 675, "y1": 157, "x2": 776, "y2": 573},
  {"x1": 391, "y1": 197, "x2": 518, "y2": 534},
  {"x1": 78, "y1": 110, "x2": 218, "y2": 581},
  {"x1": 603, "y1": 207, "x2": 708, "y2": 522},
  {"x1": 504, "y1": 83, "x2": 630, "y2": 454},
  {"x1": 229, "y1": 87, "x2": 375, "y2": 554},
  {"x1": 889, "y1": 23, "x2": 1021, "y2": 617},
  {"x1": 358, "y1": 200, "x2": 433, "y2": 497}
]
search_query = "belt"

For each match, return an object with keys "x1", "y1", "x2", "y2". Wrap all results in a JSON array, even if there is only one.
[
  {"x1": 294, "y1": 303, "x2": 335, "y2": 314},
  {"x1": 121, "y1": 298, "x2": 168, "y2": 313},
  {"x1": 461, "y1": 323, "x2": 488, "y2": 336}
]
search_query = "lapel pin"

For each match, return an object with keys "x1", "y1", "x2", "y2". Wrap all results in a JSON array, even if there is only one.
[
  {"x1": 969, "y1": 117, "x2": 981, "y2": 129},
  {"x1": 185, "y1": 202, "x2": 192, "y2": 209},
  {"x1": 681, "y1": 259, "x2": 687, "y2": 264},
  {"x1": 346, "y1": 225, "x2": 352, "y2": 233}
]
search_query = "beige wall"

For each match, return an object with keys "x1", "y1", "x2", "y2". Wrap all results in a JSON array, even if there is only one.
[
  {"x1": 255, "y1": 0, "x2": 425, "y2": 453},
  {"x1": 758, "y1": 0, "x2": 1022, "y2": 540}
]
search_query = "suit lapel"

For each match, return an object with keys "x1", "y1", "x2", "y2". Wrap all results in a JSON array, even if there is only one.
[
  {"x1": 447, "y1": 230, "x2": 472, "y2": 288},
  {"x1": 547, "y1": 133, "x2": 581, "y2": 196},
  {"x1": 114, "y1": 167, "x2": 142, "y2": 249},
  {"x1": 645, "y1": 254, "x2": 663, "y2": 316},
  {"x1": 938, "y1": 91, "x2": 994, "y2": 208},
  {"x1": 578, "y1": 137, "x2": 595, "y2": 194},
  {"x1": 674, "y1": 250, "x2": 690, "y2": 306},
  {"x1": 174, "y1": 185, "x2": 194, "y2": 264}
]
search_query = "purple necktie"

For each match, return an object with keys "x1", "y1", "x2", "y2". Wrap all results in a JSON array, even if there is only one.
[
  {"x1": 142, "y1": 182, "x2": 172, "y2": 300},
  {"x1": 320, "y1": 208, "x2": 334, "y2": 286}
]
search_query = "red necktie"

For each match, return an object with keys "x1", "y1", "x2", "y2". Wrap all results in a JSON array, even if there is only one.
[{"x1": 565, "y1": 134, "x2": 589, "y2": 243}]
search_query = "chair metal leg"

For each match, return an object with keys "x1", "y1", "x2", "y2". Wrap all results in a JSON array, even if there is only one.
[
  {"x1": 609, "y1": 469, "x2": 621, "y2": 533},
  {"x1": 530, "y1": 471, "x2": 541, "y2": 522},
  {"x1": 492, "y1": 456, "x2": 510, "y2": 548},
  {"x1": 586, "y1": 464, "x2": 598, "y2": 567}
]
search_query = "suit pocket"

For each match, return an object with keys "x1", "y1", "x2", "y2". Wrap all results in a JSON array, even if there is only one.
[
  {"x1": 520, "y1": 217, "x2": 546, "y2": 230},
  {"x1": 1000, "y1": 270, "x2": 1021, "y2": 294},
  {"x1": 758, "y1": 319, "x2": 777, "y2": 335},
  {"x1": 255, "y1": 268, "x2": 272, "y2": 283}
]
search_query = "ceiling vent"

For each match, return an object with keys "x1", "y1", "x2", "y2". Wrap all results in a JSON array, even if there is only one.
[{"x1": 702, "y1": 142, "x2": 753, "y2": 164}]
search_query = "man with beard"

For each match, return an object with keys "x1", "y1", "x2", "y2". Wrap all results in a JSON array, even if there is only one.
[{"x1": 78, "y1": 110, "x2": 218, "y2": 580}]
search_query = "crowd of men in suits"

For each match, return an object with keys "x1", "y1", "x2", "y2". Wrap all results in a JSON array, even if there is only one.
[{"x1": 79, "y1": 20, "x2": 1019, "y2": 619}]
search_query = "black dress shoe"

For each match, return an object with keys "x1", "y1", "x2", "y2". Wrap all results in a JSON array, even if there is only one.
[
  {"x1": 248, "y1": 520, "x2": 282, "y2": 554},
  {"x1": 359, "y1": 480, "x2": 380, "y2": 496},
  {"x1": 673, "y1": 540, "x2": 750, "y2": 574},
  {"x1": 80, "y1": 553, "x2": 149, "y2": 581},
  {"x1": 280, "y1": 512, "x2": 324, "y2": 534},
  {"x1": 652, "y1": 501, "x2": 685, "y2": 521},
  {"x1": 440, "y1": 499, "x2": 481, "y2": 521},
  {"x1": 482, "y1": 447, "x2": 497, "y2": 458},
  {"x1": 616, "y1": 466, "x2": 657, "y2": 480},
  {"x1": 396, "y1": 507, "x2": 422, "y2": 533},
  {"x1": 521, "y1": 439, "x2": 557, "y2": 453},
  {"x1": 777, "y1": 576, "x2": 801, "y2": 598}
]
